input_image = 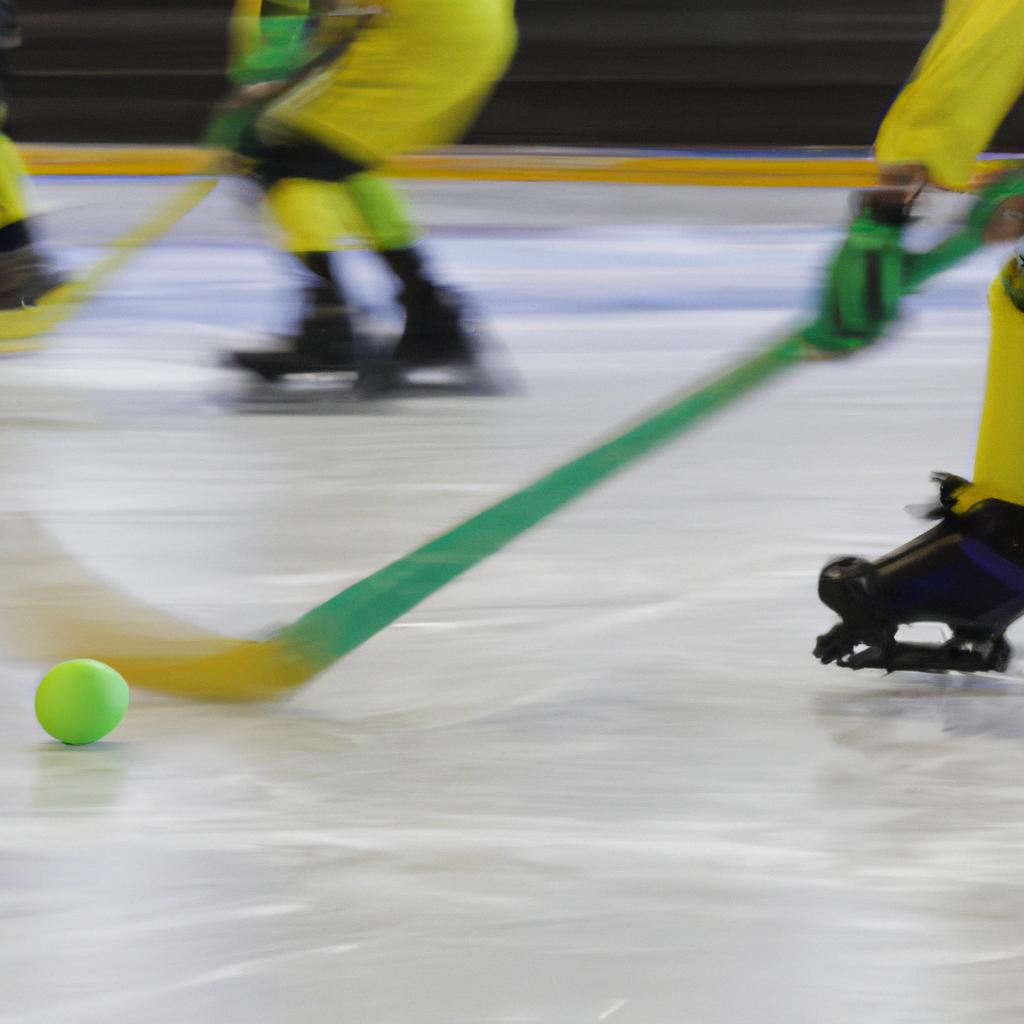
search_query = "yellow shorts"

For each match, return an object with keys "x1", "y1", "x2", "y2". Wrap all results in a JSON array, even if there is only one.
[{"x1": 264, "y1": 0, "x2": 517, "y2": 167}]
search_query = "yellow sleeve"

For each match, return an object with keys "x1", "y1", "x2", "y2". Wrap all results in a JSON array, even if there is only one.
[
  {"x1": 230, "y1": 0, "x2": 266, "y2": 66},
  {"x1": 875, "y1": 0, "x2": 1024, "y2": 189}
]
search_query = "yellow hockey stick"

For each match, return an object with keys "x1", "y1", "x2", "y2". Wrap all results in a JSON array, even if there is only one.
[{"x1": 0, "y1": 173, "x2": 221, "y2": 350}]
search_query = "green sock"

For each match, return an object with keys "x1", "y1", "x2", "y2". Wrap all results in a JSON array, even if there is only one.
[{"x1": 344, "y1": 173, "x2": 420, "y2": 253}]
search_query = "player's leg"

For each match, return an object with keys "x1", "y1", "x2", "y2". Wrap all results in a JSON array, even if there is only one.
[
  {"x1": 813, "y1": 261, "x2": 1024, "y2": 673},
  {"x1": 0, "y1": 135, "x2": 62, "y2": 309},
  {"x1": 343, "y1": 172, "x2": 483, "y2": 369},
  {"x1": 0, "y1": 48, "x2": 61, "y2": 308},
  {"x1": 232, "y1": 149, "x2": 491, "y2": 379},
  {"x1": 238, "y1": 144, "x2": 484, "y2": 377},
  {"x1": 238, "y1": 0, "x2": 517, "y2": 377},
  {"x1": 972, "y1": 258, "x2": 1024, "y2": 505},
  {"x1": 256, "y1": 172, "x2": 361, "y2": 378}
]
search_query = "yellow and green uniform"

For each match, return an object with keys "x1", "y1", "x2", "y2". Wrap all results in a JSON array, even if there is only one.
[
  {"x1": 229, "y1": 0, "x2": 315, "y2": 84},
  {"x1": 0, "y1": 132, "x2": 29, "y2": 232},
  {"x1": 266, "y1": 0, "x2": 517, "y2": 168},
  {"x1": 224, "y1": 0, "x2": 517, "y2": 376},
  {"x1": 0, "y1": 0, "x2": 31, "y2": 240},
  {"x1": 227, "y1": 0, "x2": 516, "y2": 259},
  {"x1": 876, "y1": 0, "x2": 1024, "y2": 191},
  {"x1": 875, "y1": 0, "x2": 1024, "y2": 506}
]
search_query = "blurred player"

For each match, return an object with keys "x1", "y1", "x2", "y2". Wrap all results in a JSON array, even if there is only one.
[
  {"x1": 813, "y1": 1, "x2": 1024, "y2": 672},
  {"x1": 0, "y1": 0, "x2": 61, "y2": 308},
  {"x1": 221, "y1": 0, "x2": 517, "y2": 382}
]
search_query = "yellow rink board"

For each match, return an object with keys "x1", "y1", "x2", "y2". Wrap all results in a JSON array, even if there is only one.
[
  {"x1": 19, "y1": 144, "x2": 883, "y2": 187},
  {"x1": 19, "y1": 143, "x2": 1017, "y2": 188}
]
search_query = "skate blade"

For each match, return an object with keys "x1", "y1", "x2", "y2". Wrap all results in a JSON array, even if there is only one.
[
  {"x1": 386, "y1": 341, "x2": 525, "y2": 397},
  {"x1": 399, "y1": 363, "x2": 522, "y2": 396},
  {"x1": 224, "y1": 362, "x2": 406, "y2": 413},
  {"x1": 816, "y1": 635, "x2": 1013, "y2": 675}
]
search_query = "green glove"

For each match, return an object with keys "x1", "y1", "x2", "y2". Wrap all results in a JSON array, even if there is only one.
[
  {"x1": 966, "y1": 165, "x2": 1024, "y2": 237},
  {"x1": 804, "y1": 193, "x2": 910, "y2": 354},
  {"x1": 229, "y1": 15, "x2": 313, "y2": 86},
  {"x1": 205, "y1": 101, "x2": 265, "y2": 153},
  {"x1": 207, "y1": 14, "x2": 316, "y2": 157}
]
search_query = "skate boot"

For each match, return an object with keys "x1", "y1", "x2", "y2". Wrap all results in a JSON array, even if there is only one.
[
  {"x1": 0, "y1": 244, "x2": 64, "y2": 309},
  {"x1": 391, "y1": 282, "x2": 478, "y2": 369},
  {"x1": 813, "y1": 473, "x2": 1024, "y2": 673},
  {"x1": 229, "y1": 292, "x2": 359, "y2": 383}
]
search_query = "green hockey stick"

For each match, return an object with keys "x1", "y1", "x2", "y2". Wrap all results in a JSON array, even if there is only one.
[{"x1": 0, "y1": 191, "x2": 1004, "y2": 700}]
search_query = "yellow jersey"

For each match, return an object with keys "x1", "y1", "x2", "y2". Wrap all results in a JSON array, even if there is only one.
[{"x1": 875, "y1": 0, "x2": 1024, "y2": 188}]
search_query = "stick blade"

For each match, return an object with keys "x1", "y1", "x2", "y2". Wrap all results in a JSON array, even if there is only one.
[
  {"x1": 0, "y1": 516, "x2": 319, "y2": 701},
  {"x1": 103, "y1": 637, "x2": 318, "y2": 702}
]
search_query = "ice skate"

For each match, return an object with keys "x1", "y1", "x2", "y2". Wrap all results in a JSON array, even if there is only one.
[
  {"x1": 813, "y1": 474, "x2": 1023, "y2": 674},
  {"x1": 228, "y1": 303, "x2": 361, "y2": 383},
  {"x1": 392, "y1": 282, "x2": 478, "y2": 369},
  {"x1": 0, "y1": 244, "x2": 64, "y2": 309},
  {"x1": 385, "y1": 283, "x2": 518, "y2": 395}
]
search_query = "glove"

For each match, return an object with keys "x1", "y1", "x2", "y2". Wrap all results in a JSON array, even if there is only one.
[
  {"x1": 205, "y1": 78, "x2": 294, "y2": 164},
  {"x1": 229, "y1": 14, "x2": 312, "y2": 86},
  {"x1": 204, "y1": 98, "x2": 266, "y2": 159},
  {"x1": 803, "y1": 189, "x2": 911, "y2": 355},
  {"x1": 209, "y1": 11, "x2": 313, "y2": 158}
]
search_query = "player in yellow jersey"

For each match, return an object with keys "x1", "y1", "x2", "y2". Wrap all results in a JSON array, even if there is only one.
[
  {"x1": 220, "y1": 0, "x2": 517, "y2": 382},
  {"x1": 0, "y1": 1, "x2": 61, "y2": 308},
  {"x1": 813, "y1": 0, "x2": 1024, "y2": 672}
]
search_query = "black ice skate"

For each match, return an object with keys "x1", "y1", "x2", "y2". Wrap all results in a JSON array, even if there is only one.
[
  {"x1": 383, "y1": 282, "x2": 516, "y2": 394},
  {"x1": 0, "y1": 244, "x2": 64, "y2": 309},
  {"x1": 392, "y1": 282, "x2": 477, "y2": 368},
  {"x1": 813, "y1": 473, "x2": 1024, "y2": 674},
  {"x1": 228, "y1": 303, "x2": 360, "y2": 383}
]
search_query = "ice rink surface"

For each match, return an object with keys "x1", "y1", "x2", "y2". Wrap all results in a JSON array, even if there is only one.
[{"x1": 2, "y1": 176, "x2": 1023, "y2": 1023}]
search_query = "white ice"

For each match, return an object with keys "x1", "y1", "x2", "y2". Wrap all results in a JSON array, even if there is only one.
[{"x1": 1, "y1": 176, "x2": 1021, "y2": 1024}]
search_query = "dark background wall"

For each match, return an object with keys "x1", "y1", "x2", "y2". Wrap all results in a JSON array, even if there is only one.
[{"x1": 9, "y1": 1, "x2": 999, "y2": 150}]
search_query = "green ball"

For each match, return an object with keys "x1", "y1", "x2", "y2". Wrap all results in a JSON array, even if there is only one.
[{"x1": 35, "y1": 659, "x2": 130, "y2": 746}]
